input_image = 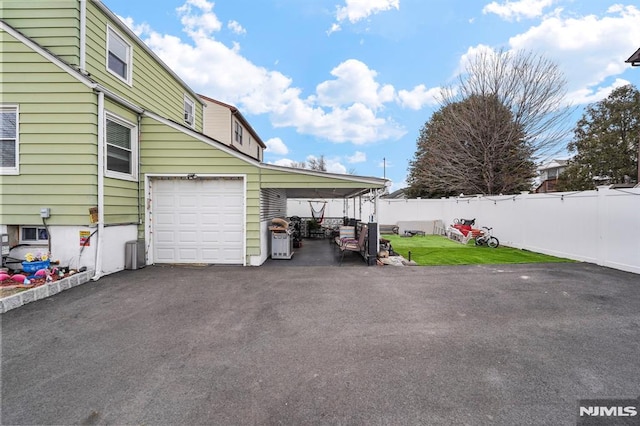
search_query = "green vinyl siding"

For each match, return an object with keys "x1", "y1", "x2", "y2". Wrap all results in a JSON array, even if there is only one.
[
  {"x1": 103, "y1": 99, "x2": 140, "y2": 225},
  {"x1": 0, "y1": 0, "x2": 80, "y2": 66},
  {"x1": 84, "y1": 2, "x2": 203, "y2": 132},
  {"x1": 0, "y1": 29, "x2": 97, "y2": 226},
  {"x1": 141, "y1": 117, "x2": 261, "y2": 258}
]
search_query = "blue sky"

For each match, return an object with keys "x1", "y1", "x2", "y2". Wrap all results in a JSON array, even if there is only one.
[{"x1": 103, "y1": 0, "x2": 640, "y2": 191}]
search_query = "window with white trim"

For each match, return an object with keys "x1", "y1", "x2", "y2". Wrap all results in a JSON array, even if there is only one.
[
  {"x1": 107, "y1": 26, "x2": 132, "y2": 85},
  {"x1": 20, "y1": 226, "x2": 48, "y2": 243},
  {"x1": 184, "y1": 96, "x2": 195, "y2": 127},
  {"x1": 234, "y1": 121, "x2": 243, "y2": 144},
  {"x1": 0, "y1": 105, "x2": 19, "y2": 175},
  {"x1": 105, "y1": 113, "x2": 137, "y2": 180}
]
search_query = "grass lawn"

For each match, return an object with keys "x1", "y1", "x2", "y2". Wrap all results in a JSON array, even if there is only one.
[{"x1": 382, "y1": 234, "x2": 574, "y2": 266}]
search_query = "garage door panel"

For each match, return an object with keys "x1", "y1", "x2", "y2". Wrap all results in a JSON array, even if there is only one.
[
  {"x1": 178, "y1": 213, "x2": 198, "y2": 224},
  {"x1": 155, "y1": 213, "x2": 175, "y2": 225},
  {"x1": 152, "y1": 178, "x2": 244, "y2": 264},
  {"x1": 155, "y1": 196, "x2": 176, "y2": 208},
  {"x1": 178, "y1": 248, "x2": 198, "y2": 260},
  {"x1": 201, "y1": 231, "x2": 221, "y2": 243},
  {"x1": 155, "y1": 231, "x2": 176, "y2": 244},
  {"x1": 200, "y1": 213, "x2": 221, "y2": 225},
  {"x1": 178, "y1": 195, "x2": 198, "y2": 208},
  {"x1": 156, "y1": 248, "x2": 177, "y2": 262},
  {"x1": 201, "y1": 195, "x2": 222, "y2": 207},
  {"x1": 179, "y1": 231, "x2": 198, "y2": 243}
]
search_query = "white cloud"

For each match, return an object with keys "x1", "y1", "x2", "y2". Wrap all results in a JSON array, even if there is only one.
[
  {"x1": 327, "y1": 23, "x2": 341, "y2": 35},
  {"x1": 566, "y1": 78, "x2": 631, "y2": 105},
  {"x1": 316, "y1": 59, "x2": 395, "y2": 109},
  {"x1": 335, "y1": 0, "x2": 400, "y2": 24},
  {"x1": 176, "y1": 0, "x2": 222, "y2": 38},
  {"x1": 326, "y1": 161, "x2": 348, "y2": 174},
  {"x1": 271, "y1": 158, "x2": 297, "y2": 167},
  {"x1": 272, "y1": 100, "x2": 405, "y2": 144},
  {"x1": 117, "y1": 16, "x2": 150, "y2": 37},
  {"x1": 506, "y1": 4, "x2": 640, "y2": 103},
  {"x1": 388, "y1": 178, "x2": 406, "y2": 193},
  {"x1": 121, "y1": 0, "x2": 411, "y2": 145},
  {"x1": 306, "y1": 155, "x2": 348, "y2": 174},
  {"x1": 397, "y1": 84, "x2": 440, "y2": 110},
  {"x1": 265, "y1": 137, "x2": 289, "y2": 155},
  {"x1": 347, "y1": 151, "x2": 367, "y2": 163},
  {"x1": 482, "y1": 0, "x2": 556, "y2": 21},
  {"x1": 227, "y1": 20, "x2": 246, "y2": 35}
]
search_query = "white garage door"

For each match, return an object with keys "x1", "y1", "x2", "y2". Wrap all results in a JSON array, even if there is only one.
[{"x1": 152, "y1": 177, "x2": 244, "y2": 264}]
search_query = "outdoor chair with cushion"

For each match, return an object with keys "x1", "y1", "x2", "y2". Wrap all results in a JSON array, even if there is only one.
[{"x1": 336, "y1": 225, "x2": 368, "y2": 265}]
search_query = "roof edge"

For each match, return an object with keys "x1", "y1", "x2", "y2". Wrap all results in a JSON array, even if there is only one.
[
  {"x1": 198, "y1": 94, "x2": 267, "y2": 148},
  {"x1": 625, "y1": 47, "x2": 640, "y2": 65},
  {"x1": 261, "y1": 163, "x2": 388, "y2": 186},
  {"x1": 92, "y1": 0, "x2": 205, "y2": 105}
]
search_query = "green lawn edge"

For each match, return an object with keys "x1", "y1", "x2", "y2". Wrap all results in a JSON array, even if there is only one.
[{"x1": 381, "y1": 234, "x2": 575, "y2": 266}]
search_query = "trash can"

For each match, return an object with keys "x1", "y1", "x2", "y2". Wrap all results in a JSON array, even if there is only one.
[{"x1": 125, "y1": 240, "x2": 146, "y2": 270}]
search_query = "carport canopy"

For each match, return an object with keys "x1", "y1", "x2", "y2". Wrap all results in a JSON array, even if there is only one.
[{"x1": 260, "y1": 164, "x2": 389, "y2": 200}]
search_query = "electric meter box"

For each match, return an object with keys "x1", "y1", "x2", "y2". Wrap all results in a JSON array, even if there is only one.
[{"x1": 1, "y1": 234, "x2": 9, "y2": 257}]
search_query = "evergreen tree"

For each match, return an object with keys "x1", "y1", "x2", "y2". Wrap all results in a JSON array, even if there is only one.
[{"x1": 557, "y1": 84, "x2": 640, "y2": 190}]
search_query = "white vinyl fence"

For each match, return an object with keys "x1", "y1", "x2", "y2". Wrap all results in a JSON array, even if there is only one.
[{"x1": 376, "y1": 186, "x2": 640, "y2": 274}]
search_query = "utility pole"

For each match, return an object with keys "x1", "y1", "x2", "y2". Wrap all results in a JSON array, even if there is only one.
[{"x1": 383, "y1": 157, "x2": 386, "y2": 180}]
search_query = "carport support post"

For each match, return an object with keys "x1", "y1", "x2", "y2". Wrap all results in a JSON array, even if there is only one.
[{"x1": 367, "y1": 222, "x2": 378, "y2": 266}]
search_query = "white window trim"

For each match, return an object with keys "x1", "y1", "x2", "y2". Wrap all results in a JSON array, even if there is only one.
[
  {"x1": 0, "y1": 104, "x2": 19, "y2": 175},
  {"x1": 19, "y1": 226, "x2": 49, "y2": 244},
  {"x1": 104, "y1": 112, "x2": 138, "y2": 182},
  {"x1": 184, "y1": 95, "x2": 195, "y2": 128},
  {"x1": 106, "y1": 25, "x2": 133, "y2": 86}
]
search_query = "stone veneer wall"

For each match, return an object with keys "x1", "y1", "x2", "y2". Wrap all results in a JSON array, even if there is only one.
[{"x1": 0, "y1": 270, "x2": 94, "y2": 314}]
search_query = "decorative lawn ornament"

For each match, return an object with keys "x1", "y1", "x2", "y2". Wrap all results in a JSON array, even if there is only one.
[{"x1": 11, "y1": 274, "x2": 27, "y2": 283}]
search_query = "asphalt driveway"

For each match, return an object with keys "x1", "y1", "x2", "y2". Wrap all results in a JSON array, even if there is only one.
[{"x1": 1, "y1": 263, "x2": 639, "y2": 425}]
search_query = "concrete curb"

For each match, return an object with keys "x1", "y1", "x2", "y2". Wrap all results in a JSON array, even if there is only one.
[{"x1": 0, "y1": 270, "x2": 94, "y2": 314}]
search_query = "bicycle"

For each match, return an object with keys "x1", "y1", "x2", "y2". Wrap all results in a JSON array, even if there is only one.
[{"x1": 475, "y1": 227, "x2": 499, "y2": 248}]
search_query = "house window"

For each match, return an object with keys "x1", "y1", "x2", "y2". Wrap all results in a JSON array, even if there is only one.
[
  {"x1": 184, "y1": 96, "x2": 195, "y2": 127},
  {"x1": 105, "y1": 113, "x2": 137, "y2": 180},
  {"x1": 107, "y1": 26, "x2": 132, "y2": 85},
  {"x1": 20, "y1": 226, "x2": 48, "y2": 243},
  {"x1": 234, "y1": 121, "x2": 243, "y2": 144},
  {"x1": 0, "y1": 105, "x2": 19, "y2": 175}
]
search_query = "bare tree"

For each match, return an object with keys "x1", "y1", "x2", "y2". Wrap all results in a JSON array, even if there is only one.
[
  {"x1": 443, "y1": 48, "x2": 573, "y2": 158},
  {"x1": 408, "y1": 94, "x2": 534, "y2": 196},
  {"x1": 307, "y1": 155, "x2": 327, "y2": 172},
  {"x1": 408, "y1": 48, "x2": 573, "y2": 197}
]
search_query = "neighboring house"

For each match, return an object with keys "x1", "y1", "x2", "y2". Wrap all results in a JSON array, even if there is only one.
[
  {"x1": 535, "y1": 159, "x2": 568, "y2": 193},
  {"x1": 381, "y1": 188, "x2": 407, "y2": 199},
  {"x1": 626, "y1": 47, "x2": 640, "y2": 66},
  {"x1": 200, "y1": 95, "x2": 265, "y2": 162},
  {"x1": 0, "y1": 1, "x2": 386, "y2": 278}
]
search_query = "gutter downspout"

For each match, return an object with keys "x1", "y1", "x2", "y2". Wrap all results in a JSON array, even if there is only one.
[
  {"x1": 137, "y1": 114, "x2": 142, "y2": 225},
  {"x1": 79, "y1": 0, "x2": 86, "y2": 71},
  {"x1": 92, "y1": 91, "x2": 105, "y2": 280}
]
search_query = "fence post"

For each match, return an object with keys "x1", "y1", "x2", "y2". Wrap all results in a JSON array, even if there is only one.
[
  {"x1": 596, "y1": 185, "x2": 610, "y2": 267},
  {"x1": 519, "y1": 191, "x2": 530, "y2": 250}
]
